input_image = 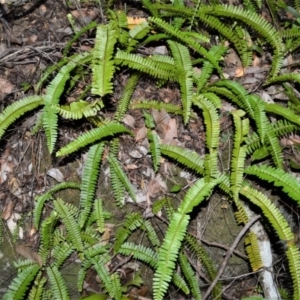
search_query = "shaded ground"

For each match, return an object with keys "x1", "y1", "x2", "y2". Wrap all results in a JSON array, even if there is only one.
[{"x1": 0, "y1": 0, "x2": 300, "y2": 299}]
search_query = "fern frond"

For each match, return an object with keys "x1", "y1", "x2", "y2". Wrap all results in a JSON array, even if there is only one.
[
  {"x1": 108, "y1": 153, "x2": 136, "y2": 202},
  {"x1": 201, "y1": 4, "x2": 283, "y2": 78},
  {"x1": 153, "y1": 212, "x2": 190, "y2": 300},
  {"x1": 79, "y1": 142, "x2": 105, "y2": 228},
  {"x1": 54, "y1": 199, "x2": 83, "y2": 252},
  {"x1": 109, "y1": 163, "x2": 125, "y2": 206},
  {"x1": 240, "y1": 186, "x2": 294, "y2": 242},
  {"x1": 168, "y1": 41, "x2": 193, "y2": 123},
  {"x1": 55, "y1": 100, "x2": 103, "y2": 120},
  {"x1": 3, "y1": 263, "x2": 40, "y2": 300},
  {"x1": 0, "y1": 96, "x2": 43, "y2": 139},
  {"x1": 172, "y1": 272, "x2": 190, "y2": 295},
  {"x1": 33, "y1": 182, "x2": 80, "y2": 229},
  {"x1": 286, "y1": 245, "x2": 300, "y2": 300},
  {"x1": 115, "y1": 50, "x2": 176, "y2": 80},
  {"x1": 148, "y1": 129, "x2": 161, "y2": 172},
  {"x1": 179, "y1": 177, "x2": 220, "y2": 215},
  {"x1": 179, "y1": 252, "x2": 201, "y2": 300},
  {"x1": 245, "y1": 232, "x2": 263, "y2": 271},
  {"x1": 193, "y1": 94, "x2": 219, "y2": 149},
  {"x1": 92, "y1": 24, "x2": 117, "y2": 97},
  {"x1": 114, "y1": 72, "x2": 140, "y2": 122},
  {"x1": 43, "y1": 104, "x2": 59, "y2": 154},
  {"x1": 143, "y1": 220, "x2": 160, "y2": 247},
  {"x1": 47, "y1": 265, "x2": 70, "y2": 300},
  {"x1": 52, "y1": 242, "x2": 74, "y2": 269},
  {"x1": 127, "y1": 21, "x2": 150, "y2": 52},
  {"x1": 56, "y1": 122, "x2": 131, "y2": 156},
  {"x1": 118, "y1": 242, "x2": 158, "y2": 268},
  {"x1": 94, "y1": 198, "x2": 105, "y2": 233},
  {"x1": 149, "y1": 17, "x2": 223, "y2": 76},
  {"x1": 110, "y1": 273, "x2": 122, "y2": 300},
  {"x1": 245, "y1": 165, "x2": 300, "y2": 204},
  {"x1": 160, "y1": 144, "x2": 204, "y2": 175},
  {"x1": 204, "y1": 150, "x2": 219, "y2": 180},
  {"x1": 28, "y1": 273, "x2": 46, "y2": 300}
]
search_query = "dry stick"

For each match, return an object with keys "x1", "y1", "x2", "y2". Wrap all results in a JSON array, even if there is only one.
[{"x1": 202, "y1": 215, "x2": 261, "y2": 300}]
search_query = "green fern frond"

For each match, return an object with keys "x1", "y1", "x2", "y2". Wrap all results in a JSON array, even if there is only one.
[
  {"x1": 153, "y1": 212, "x2": 190, "y2": 300},
  {"x1": 286, "y1": 245, "x2": 300, "y2": 300},
  {"x1": 172, "y1": 272, "x2": 190, "y2": 295},
  {"x1": 92, "y1": 24, "x2": 117, "y2": 97},
  {"x1": 201, "y1": 4, "x2": 283, "y2": 78},
  {"x1": 179, "y1": 252, "x2": 201, "y2": 300},
  {"x1": 109, "y1": 162, "x2": 125, "y2": 206},
  {"x1": 204, "y1": 150, "x2": 219, "y2": 180},
  {"x1": 148, "y1": 129, "x2": 161, "y2": 172},
  {"x1": 55, "y1": 100, "x2": 104, "y2": 120},
  {"x1": 115, "y1": 50, "x2": 176, "y2": 80},
  {"x1": 131, "y1": 100, "x2": 183, "y2": 115},
  {"x1": 43, "y1": 104, "x2": 59, "y2": 153},
  {"x1": 114, "y1": 212, "x2": 144, "y2": 252},
  {"x1": 56, "y1": 122, "x2": 131, "y2": 156},
  {"x1": 143, "y1": 220, "x2": 160, "y2": 247},
  {"x1": 108, "y1": 153, "x2": 136, "y2": 202},
  {"x1": 52, "y1": 242, "x2": 74, "y2": 269},
  {"x1": 231, "y1": 110, "x2": 248, "y2": 200},
  {"x1": 94, "y1": 198, "x2": 105, "y2": 233},
  {"x1": 160, "y1": 144, "x2": 204, "y2": 175},
  {"x1": 193, "y1": 94, "x2": 220, "y2": 149},
  {"x1": 114, "y1": 72, "x2": 140, "y2": 122},
  {"x1": 179, "y1": 177, "x2": 220, "y2": 215},
  {"x1": 28, "y1": 273, "x2": 46, "y2": 300},
  {"x1": 110, "y1": 273, "x2": 122, "y2": 300},
  {"x1": 245, "y1": 232, "x2": 263, "y2": 271},
  {"x1": 240, "y1": 186, "x2": 294, "y2": 242},
  {"x1": 127, "y1": 21, "x2": 150, "y2": 52},
  {"x1": 149, "y1": 17, "x2": 223, "y2": 76},
  {"x1": 54, "y1": 199, "x2": 83, "y2": 252},
  {"x1": 118, "y1": 242, "x2": 158, "y2": 268},
  {"x1": 3, "y1": 263, "x2": 40, "y2": 300},
  {"x1": 168, "y1": 41, "x2": 193, "y2": 123},
  {"x1": 33, "y1": 182, "x2": 80, "y2": 229},
  {"x1": 245, "y1": 165, "x2": 300, "y2": 204},
  {"x1": 0, "y1": 96, "x2": 43, "y2": 139},
  {"x1": 47, "y1": 265, "x2": 70, "y2": 300},
  {"x1": 79, "y1": 142, "x2": 105, "y2": 228}
]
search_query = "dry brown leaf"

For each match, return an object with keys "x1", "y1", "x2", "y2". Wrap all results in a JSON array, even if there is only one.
[
  {"x1": 134, "y1": 126, "x2": 147, "y2": 141},
  {"x1": 0, "y1": 78, "x2": 14, "y2": 95},
  {"x1": 235, "y1": 67, "x2": 245, "y2": 77},
  {"x1": 2, "y1": 199, "x2": 15, "y2": 221},
  {"x1": 163, "y1": 118, "x2": 178, "y2": 144},
  {"x1": 15, "y1": 244, "x2": 43, "y2": 266}
]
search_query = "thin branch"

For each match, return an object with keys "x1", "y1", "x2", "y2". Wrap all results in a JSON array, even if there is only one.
[{"x1": 202, "y1": 215, "x2": 260, "y2": 300}]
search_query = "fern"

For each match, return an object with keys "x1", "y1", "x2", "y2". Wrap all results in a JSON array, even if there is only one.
[
  {"x1": 94, "y1": 198, "x2": 105, "y2": 233},
  {"x1": 286, "y1": 245, "x2": 300, "y2": 300},
  {"x1": 56, "y1": 122, "x2": 131, "y2": 156},
  {"x1": 148, "y1": 129, "x2": 161, "y2": 172},
  {"x1": 28, "y1": 273, "x2": 46, "y2": 300},
  {"x1": 168, "y1": 40, "x2": 193, "y2": 124},
  {"x1": 108, "y1": 153, "x2": 136, "y2": 202},
  {"x1": 92, "y1": 24, "x2": 117, "y2": 97},
  {"x1": 245, "y1": 232, "x2": 263, "y2": 271},
  {"x1": 47, "y1": 266, "x2": 70, "y2": 300},
  {"x1": 52, "y1": 242, "x2": 74, "y2": 269},
  {"x1": 131, "y1": 100, "x2": 183, "y2": 115},
  {"x1": 245, "y1": 165, "x2": 300, "y2": 204},
  {"x1": 79, "y1": 142, "x2": 105, "y2": 228},
  {"x1": 3, "y1": 263, "x2": 40, "y2": 300},
  {"x1": 0, "y1": 96, "x2": 43, "y2": 139},
  {"x1": 54, "y1": 199, "x2": 84, "y2": 252}
]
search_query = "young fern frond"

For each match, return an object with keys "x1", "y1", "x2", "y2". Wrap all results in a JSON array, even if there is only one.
[
  {"x1": 160, "y1": 144, "x2": 204, "y2": 175},
  {"x1": 149, "y1": 17, "x2": 223, "y2": 77},
  {"x1": 92, "y1": 24, "x2": 117, "y2": 97},
  {"x1": 3, "y1": 263, "x2": 40, "y2": 300},
  {"x1": 47, "y1": 265, "x2": 70, "y2": 300},
  {"x1": 245, "y1": 165, "x2": 300, "y2": 204},
  {"x1": 148, "y1": 129, "x2": 161, "y2": 172},
  {"x1": 54, "y1": 199, "x2": 84, "y2": 252},
  {"x1": 114, "y1": 72, "x2": 140, "y2": 122},
  {"x1": 168, "y1": 40, "x2": 193, "y2": 124},
  {"x1": 108, "y1": 153, "x2": 136, "y2": 201},
  {"x1": 0, "y1": 96, "x2": 43, "y2": 139},
  {"x1": 56, "y1": 122, "x2": 131, "y2": 156},
  {"x1": 115, "y1": 51, "x2": 177, "y2": 80},
  {"x1": 54, "y1": 100, "x2": 103, "y2": 120},
  {"x1": 179, "y1": 252, "x2": 201, "y2": 300},
  {"x1": 79, "y1": 142, "x2": 105, "y2": 228}
]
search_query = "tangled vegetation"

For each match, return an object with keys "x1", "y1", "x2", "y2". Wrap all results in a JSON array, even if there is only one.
[{"x1": 1, "y1": 0, "x2": 300, "y2": 299}]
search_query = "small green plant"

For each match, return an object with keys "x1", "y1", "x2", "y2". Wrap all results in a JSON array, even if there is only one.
[{"x1": 1, "y1": 1, "x2": 300, "y2": 299}]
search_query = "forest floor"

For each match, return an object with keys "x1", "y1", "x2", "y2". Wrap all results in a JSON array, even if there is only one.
[{"x1": 0, "y1": 0, "x2": 300, "y2": 299}]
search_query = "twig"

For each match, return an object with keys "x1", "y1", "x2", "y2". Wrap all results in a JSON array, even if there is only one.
[{"x1": 202, "y1": 215, "x2": 260, "y2": 300}]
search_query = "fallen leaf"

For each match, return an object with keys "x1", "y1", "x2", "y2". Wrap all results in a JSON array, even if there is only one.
[
  {"x1": 15, "y1": 244, "x2": 43, "y2": 266},
  {"x1": 2, "y1": 199, "x2": 15, "y2": 221}
]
